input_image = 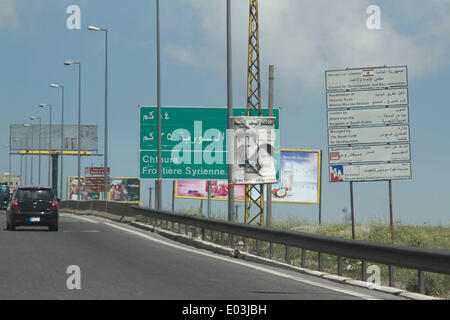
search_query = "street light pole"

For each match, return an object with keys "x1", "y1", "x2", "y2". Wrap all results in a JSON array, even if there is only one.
[
  {"x1": 39, "y1": 103, "x2": 52, "y2": 186},
  {"x1": 30, "y1": 116, "x2": 41, "y2": 185},
  {"x1": 64, "y1": 61, "x2": 82, "y2": 200},
  {"x1": 14, "y1": 138, "x2": 23, "y2": 184},
  {"x1": 88, "y1": 26, "x2": 109, "y2": 201},
  {"x1": 50, "y1": 84, "x2": 65, "y2": 199},
  {"x1": 23, "y1": 124, "x2": 31, "y2": 185},
  {"x1": 156, "y1": 0, "x2": 162, "y2": 210}
]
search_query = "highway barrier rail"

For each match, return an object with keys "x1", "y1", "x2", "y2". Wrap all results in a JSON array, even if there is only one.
[{"x1": 60, "y1": 200, "x2": 450, "y2": 295}]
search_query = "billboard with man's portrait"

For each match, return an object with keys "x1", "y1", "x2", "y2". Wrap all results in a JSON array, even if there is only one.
[{"x1": 230, "y1": 116, "x2": 279, "y2": 185}]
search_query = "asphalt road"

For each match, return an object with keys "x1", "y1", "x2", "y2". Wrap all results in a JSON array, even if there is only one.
[{"x1": 0, "y1": 211, "x2": 408, "y2": 300}]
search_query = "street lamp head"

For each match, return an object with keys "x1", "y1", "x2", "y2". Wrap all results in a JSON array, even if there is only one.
[
  {"x1": 50, "y1": 84, "x2": 60, "y2": 88},
  {"x1": 88, "y1": 25, "x2": 102, "y2": 31},
  {"x1": 39, "y1": 103, "x2": 50, "y2": 108},
  {"x1": 23, "y1": 124, "x2": 31, "y2": 127},
  {"x1": 64, "y1": 60, "x2": 74, "y2": 66},
  {"x1": 30, "y1": 116, "x2": 36, "y2": 120}
]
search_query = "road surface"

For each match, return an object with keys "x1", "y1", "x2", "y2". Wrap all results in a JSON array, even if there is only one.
[{"x1": 0, "y1": 212, "x2": 408, "y2": 300}]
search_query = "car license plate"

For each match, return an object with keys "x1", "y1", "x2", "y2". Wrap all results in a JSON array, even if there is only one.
[{"x1": 30, "y1": 217, "x2": 40, "y2": 222}]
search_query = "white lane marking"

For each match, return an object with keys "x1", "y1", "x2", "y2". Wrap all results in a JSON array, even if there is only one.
[
  {"x1": 103, "y1": 222, "x2": 380, "y2": 300},
  {"x1": 66, "y1": 215, "x2": 99, "y2": 224}
]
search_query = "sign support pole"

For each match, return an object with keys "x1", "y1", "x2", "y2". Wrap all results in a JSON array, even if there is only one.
[
  {"x1": 350, "y1": 181, "x2": 356, "y2": 240},
  {"x1": 226, "y1": 0, "x2": 235, "y2": 224},
  {"x1": 172, "y1": 181, "x2": 175, "y2": 212},
  {"x1": 266, "y1": 64, "x2": 274, "y2": 228},
  {"x1": 319, "y1": 150, "x2": 323, "y2": 225},
  {"x1": 389, "y1": 180, "x2": 394, "y2": 243},
  {"x1": 207, "y1": 181, "x2": 212, "y2": 219},
  {"x1": 155, "y1": 0, "x2": 162, "y2": 211},
  {"x1": 149, "y1": 187, "x2": 152, "y2": 209}
]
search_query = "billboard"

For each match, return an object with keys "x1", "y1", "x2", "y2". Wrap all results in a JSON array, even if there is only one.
[
  {"x1": 230, "y1": 116, "x2": 279, "y2": 185},
  {"x1": 67, "y1": 176, "x2": 141, "y2": 202},
  {"x1": 108, "y1": 178, "x2": 141, "y2": 203},
  {"x1": 10, "y1": 125, "x2": 98, "y2": 151},
  {"x1": 175, "y1": 149, "x2": 321, "y2": 204},
  {"x1": 67, "y1": 176, "x2": 101, "y2": 200},
  {"x1": 175, "y1": 180, "x2": 245, "y2": 201},
  {"x1": 271, "y1": 150, "x2": 321, "y2": 204}
]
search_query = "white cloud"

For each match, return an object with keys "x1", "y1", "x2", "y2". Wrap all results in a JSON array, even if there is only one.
[
  {"x1": 0, "y1": 0, "x2": 19, "y2": 30},
  {"x1": 166, "y1": 44, "x2": 201, "y2": 66},
  {"x1": 173, "y1": 0, "x2": 450, "y2": 93}
]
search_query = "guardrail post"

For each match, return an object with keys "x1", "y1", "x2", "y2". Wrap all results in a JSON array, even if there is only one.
[
  {"x1": 361, "y1": 260, "x2": 367, "y2": 282},
  {"x1": 389, "y1": 266, "x2": 395, "y2": 287},
  {"x1": 201, "y1": 227, "x2": 206, "y2": 241},
  {"x1": 269, "y1": 243, "x2": 274, "y2": 259},
  {"x1": 318, "y1": 252, "x2": 323, "y2": 271},
  {"x1": 338, "y1": 256, "x2": 343, "y2": 276},
  {"x1": 285, "y1": 245, "x2": 290, "y2": 264},
  {"x1": 418, "y1": 269, "x2": 425, "y2": 294},
  {"x1": 301, "y1": 249, "x2": 306, "y2": 268}
]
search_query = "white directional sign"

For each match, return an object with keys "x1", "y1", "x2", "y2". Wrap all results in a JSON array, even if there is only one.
[
  {"x1": 326, "y1": 66, "x2": 407, "y2": 91},
  {"x1": 330, "y1": 162, "x2": 411, "y2": 182},
  {"x1": 325, "y1": 65, "x2": 410, "y2": 183},
  {"x1": 328, "y1": 144, "x2": 411, "y2": 164},
  {"x1": 328, "y1": 125, "x2": 409, "y2": 146},
  {"x1": 327, "y1": 107, "x2": 409, "y2": 127},
  {"x1": 326, "y1": 88, "x2": 408, "y2": 109}
]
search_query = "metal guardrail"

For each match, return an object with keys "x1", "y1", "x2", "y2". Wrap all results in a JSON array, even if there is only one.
[{"x1": 61, "y1": 200, "x2": 450, "y2": 295}]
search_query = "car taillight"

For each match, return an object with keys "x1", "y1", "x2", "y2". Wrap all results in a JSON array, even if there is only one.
[
  {"x1": 11, "y1": 197, "x2": 19, "y2": 210},
  {"x1": 51, "y1": 197, "x2": 58, "y2": 211}
]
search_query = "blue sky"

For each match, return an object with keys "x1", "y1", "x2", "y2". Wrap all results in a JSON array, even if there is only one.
[{"x1": 1, "y1": 0, "x2": 449, "y2": 226}]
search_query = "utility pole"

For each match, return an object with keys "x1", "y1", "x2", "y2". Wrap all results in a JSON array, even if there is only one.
[
  {"x1": 266, "y1": 65, "x2": 274, "y2": 228},
  {"x1": 245, "y1": 0, "x2": 264, "y2": 226}
]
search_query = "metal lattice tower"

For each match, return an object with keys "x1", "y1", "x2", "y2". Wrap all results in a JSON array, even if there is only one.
[{"x1": 245, "y1": 0, "x2": 264, "y2": 226}]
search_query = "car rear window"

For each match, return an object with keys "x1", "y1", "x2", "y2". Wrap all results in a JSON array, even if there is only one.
[{"x1": 17, "y1": 189, "x2": 53, "y2": 201}]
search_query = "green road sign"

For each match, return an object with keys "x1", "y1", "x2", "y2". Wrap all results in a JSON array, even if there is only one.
[{"x1": 139, "y1": 106, "x2": 280, "y2": 180}]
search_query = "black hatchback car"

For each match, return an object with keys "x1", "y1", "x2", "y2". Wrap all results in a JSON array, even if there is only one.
[{"x1": 6, "y1": 186, "x2": 59, "y2": 231}]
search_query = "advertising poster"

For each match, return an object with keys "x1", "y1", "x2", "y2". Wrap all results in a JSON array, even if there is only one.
[
  {"x1": 67, "y1": 176, "x2": 101, "y2": 200},
  {"x1": 176, "y1": 180, "x2": 245, "y2": 201},
  {"x1": 271, "y1": 150, "x2": 321, "y2": 204},
  {"x1": 176, "y1": 150, "x2": 320, "y2": 205},
  {"x1": 108, "y1": 178, "x2": 141, "y2": 203},
  {"x1": 231, "y1": 116, "x2": 278, "y2": 185}
]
